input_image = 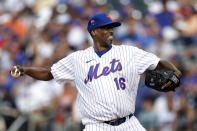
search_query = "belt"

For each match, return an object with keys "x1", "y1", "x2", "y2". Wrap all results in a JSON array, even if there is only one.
[{"x1": 104, "y1": 113, "x2": 133, "y2": 126}]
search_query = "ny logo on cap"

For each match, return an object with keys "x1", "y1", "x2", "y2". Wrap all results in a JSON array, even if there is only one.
[
  {"x1": 106, "y1": 15, "x2": 114, "y2": 21},
  {"x1": 91, "y1": 20, "x2": 95, "y2": 25}
]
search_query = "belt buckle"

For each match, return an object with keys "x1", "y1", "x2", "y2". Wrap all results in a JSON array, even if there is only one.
[
  {"x1": 126, "y1": 116, "x2": 130, "y2": 121},
  {"x1": 109, "y1": 119, "x2": 117, "y2": 125}
]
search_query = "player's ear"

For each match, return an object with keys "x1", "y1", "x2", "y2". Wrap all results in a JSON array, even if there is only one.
[{"x1": 91, "y1": 29, "x2": 96, "y2": 36}]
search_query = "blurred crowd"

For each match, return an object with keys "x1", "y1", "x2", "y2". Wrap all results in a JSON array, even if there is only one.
[{"x1": 0, "y1": 0, "x2": 197, "y2": 131}]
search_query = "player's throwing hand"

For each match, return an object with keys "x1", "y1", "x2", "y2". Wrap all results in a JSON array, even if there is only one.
[{"x1": 10, "y1": 65, "x2": 24, "y2": 78}]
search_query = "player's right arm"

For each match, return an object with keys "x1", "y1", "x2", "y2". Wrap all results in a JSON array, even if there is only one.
[{"x1": 10, "y1": 65, "x2": 53, "y2": 81}]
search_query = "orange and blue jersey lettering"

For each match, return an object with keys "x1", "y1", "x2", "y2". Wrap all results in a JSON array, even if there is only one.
[{"x1": 84, "y1": 59, "x2": 122, "y2": 84}]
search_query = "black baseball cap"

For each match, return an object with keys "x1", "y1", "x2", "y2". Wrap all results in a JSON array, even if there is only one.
[{"x1": 87, "y1": 13, "x2": 121, "y2": 33}]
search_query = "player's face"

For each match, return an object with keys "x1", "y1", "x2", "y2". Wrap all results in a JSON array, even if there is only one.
[{"x1": 94, "y1": 25, "x2": 114, "y2": 47}]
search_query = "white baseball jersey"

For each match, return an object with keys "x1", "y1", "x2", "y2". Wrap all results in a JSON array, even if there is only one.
[{"x1": 51, "y1": 44, "x2": 160, "y2": 130}]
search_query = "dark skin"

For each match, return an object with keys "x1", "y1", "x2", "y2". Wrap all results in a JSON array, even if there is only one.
[
  {"x1": 91, "y1": 25, "x2": 115, "y2": 52},
  {"x1": 11, "y1": 25, "x2": 182, "y2": 89}
]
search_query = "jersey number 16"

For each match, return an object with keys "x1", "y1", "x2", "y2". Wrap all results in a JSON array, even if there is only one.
[{"x1": 114, "y1": 77, "x2": 126, "y2": 90}]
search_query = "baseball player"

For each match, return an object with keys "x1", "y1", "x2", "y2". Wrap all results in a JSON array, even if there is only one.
[{"x1": 11, "y1": 13, "x2": 182, "y2": 131}]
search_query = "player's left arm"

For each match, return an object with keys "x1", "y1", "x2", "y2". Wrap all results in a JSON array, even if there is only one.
[
  {"x1": 156, "y1": 60, "x2": 182, "y2": 78},
  {"x1": 155, "y1": 60, "x2": 182, "y2": 89}
]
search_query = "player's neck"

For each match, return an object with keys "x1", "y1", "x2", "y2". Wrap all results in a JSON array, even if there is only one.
[{"x1": 94, "y1": 43, "x2": 112, "y2": 52}]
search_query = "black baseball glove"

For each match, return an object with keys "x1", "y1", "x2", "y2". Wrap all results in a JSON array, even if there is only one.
[{"x1": 145, "y1": 70, "x2": 180, "y2": 92}]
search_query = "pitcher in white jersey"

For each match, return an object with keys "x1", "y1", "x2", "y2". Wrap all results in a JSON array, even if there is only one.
[{"x1": 11, "y1": 13, "x2": 182, "y2": 131}]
